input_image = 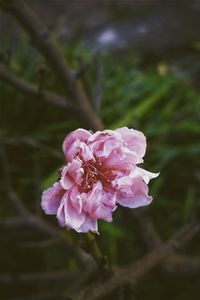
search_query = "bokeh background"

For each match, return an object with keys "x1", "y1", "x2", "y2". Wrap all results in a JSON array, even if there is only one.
[{"x1": 0, "y1": 1, "x2": 200, "y2": 299}]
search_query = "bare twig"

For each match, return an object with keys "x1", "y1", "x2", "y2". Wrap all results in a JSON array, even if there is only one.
[
  {"x1": 0, "y1": 145, "x2": 30, "y2": 216},
  {"x1": 131, "y1": 209, "x2": 162, "y2": 250},
  {"x1": 0, "y1": 0, "x2": 104, "y2": 131},
  {"x1": 0, "y1": 141, "x2": 108, "y2": 273},
  {"x1": 0, "y1": 136, "x2": 63, "y2": 160},
  {"x1": 1, "y1": 217, "x2": 27, "y2": 228},
  {"x1": 18, "y1": 239, "x2": 56, "y2": 249},
  {"x1": 0, "y1": 145, "x2": 85, "y2": 268},
  {"x1": 0, "y1": 270, "x2": 78, "y2": 284},
  {"x1": 161, "y1": 254, "x2": 200, "y2": 275},
  {"x1": 72, "y1": 219, "x2": 200, "y2": 300},
  {"x1": 132, "y1": 209, "x2": 200, "y2": 275},
  {"x1": 0, "y1": 62, "x2": 72, "y2": 109}
]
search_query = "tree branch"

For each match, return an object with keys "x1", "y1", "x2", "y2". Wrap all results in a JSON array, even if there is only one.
[
  {"x1": 0, "y1": 145, "x2": 85, "y2": 269},
  {"x1": 0, "y1": 136, "x2": 63, "y2": 160},
  {"x1": 0, "y1": 145, "x2": 30, "y2": 216},
  {"x1": 0, "y1": 0, "x2": 104, "y2": 131},
  {"x1": 132, "y1": 209, "x2": 200, "y2": 275},
  {"x1": 72, "y1": 218, "x2": 200, "y2": 300},
  {"x1": 0, "y1": 270, "x2": 78, "y2": 284},
  {"x1": 0, "y1": 62, "x2": 73, "y2": 109},
  {"x1": 131, "y1": 209, "x2": 161, "y2": 250}
]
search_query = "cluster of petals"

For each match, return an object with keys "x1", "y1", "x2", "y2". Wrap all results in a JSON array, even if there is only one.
[{"x1": 41, "y1": 127, "x2": 159, "y2": 233}]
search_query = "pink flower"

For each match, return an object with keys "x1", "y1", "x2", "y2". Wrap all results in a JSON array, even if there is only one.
[{"x1": 41, "y1": 127, "x2": 159, "y2": 233}]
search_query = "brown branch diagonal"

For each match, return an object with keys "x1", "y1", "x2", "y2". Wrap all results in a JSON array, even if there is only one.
[
  {"x1": 0, "y1": 0, "x2": 104, "y2": 131},
  {"x1": 0, "y1": 270, "x2": 78, "y2": 284},
  {"x1": 0, "y1": 62, "x2": 73, "y2": 109},
  {"x1": 72, "y1": 218, "x2": 200, "y2": 300},
  {"x1": 132, "y1": 209, "x2": 200, "y2": 275}
]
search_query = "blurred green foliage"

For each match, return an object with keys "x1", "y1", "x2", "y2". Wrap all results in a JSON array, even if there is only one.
[{"x1": 1, "y1": 35, "x2": 200, "y2": 299}]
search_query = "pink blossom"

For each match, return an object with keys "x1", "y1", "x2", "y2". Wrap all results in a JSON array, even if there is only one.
[{"x1": 41, "y1": 127, "x2": 159, "y2": 233}]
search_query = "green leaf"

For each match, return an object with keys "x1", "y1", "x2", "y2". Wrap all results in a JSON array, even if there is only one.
[
  {"x1": 109, "y1": 78, "x2": 174, "y2": 129},
  {"x1": 100, "y1": 221, "x2": 126, "y2": 239},
  {"x1": 41, "y1": 170, "x2": 59, "y2": 190}
]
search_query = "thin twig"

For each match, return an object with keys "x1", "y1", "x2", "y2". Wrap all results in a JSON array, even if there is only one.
[
  {"x1": 131, "y1": 209, "x2": 162, "y2": 250},
  {"x1": 18, "y1": 239, "x2": 56, "y2": 249},
  {"x1": 0, "y1": 62, "x2": 72, "y2": 109},
  {"x1": 72, "y1": 218, "x2": 200, "y2": 300},
  {"x1": 0, "y1": 270, "x2": 78, "y2": 284},
  {"x1": 0, "y1": 0, "x2": 104, "y2": 131},
  {"x1": 131, "y1": 209, "x2": 200, "y2": 275},
  {"x1": 0, "y1": 145, "x2": 30, "y2": 216},
  {"x1": 0, "y1": 136, "x2": 63, "y2": 160},
  {"x1": 0, "y1": 145, "x2": 85, "y2": 269},
  {"x1": 161, "y1": 254, "x2": 200, "y2": 275}
]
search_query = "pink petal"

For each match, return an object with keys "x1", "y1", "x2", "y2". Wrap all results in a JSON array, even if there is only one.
[
  {"x1": 62, "y1": 129, "x2": 92, "y2": 161},
  {"x1": 60, "y1": 159, "x2": 84, "y2": 190},
  {"x1": 117, "y1": 194, "x2": 152, "y2": 208},
  {"x1": 103, "y1": 148, "x2": 142, "y2": 167},
  {"x1": 56, "y1": 199, "x2": 65, "y2": 227},
  {"x1": 57, "y1": 191, "x2": 85, "y2": 230},
  {"x1": 115, "y1": 127, "x2": 146, "y2": 159},
  {"x1": 60, "y1": 167, "x2": 74, "y2": 190},
  {"x1": 117, "y1": 177, "x2": 152, "y2": 208},
  {"x1": 79, "y1": 142, "x2": 94, "y2": 162},
  {"x1": 135, "y1": 167, "x2": 159, "y2": 184},
  {"x1": 70, "y1": 185, "x2": 82, "y2": 213},
  {"x1": 88, "y1": 130, "x2": 122, "y2": 158},
  {"x1": 76, "y1": 216, "x2": 98, "y2": 234},
  {"x1": 64, "y1": 139, "x2": 81, "y2": 162},
  {"x1": 41, "y1": 182, "x2": 65, "y2": 215},
  {"x1": 82, "y1": 181, "x2": 116, "y2": 222}
]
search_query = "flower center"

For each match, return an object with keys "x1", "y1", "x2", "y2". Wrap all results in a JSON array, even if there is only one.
[{"x1": 80, "y1": 160, "x2": 116, "y2": 193}]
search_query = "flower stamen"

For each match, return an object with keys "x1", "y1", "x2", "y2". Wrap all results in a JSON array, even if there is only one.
[{"x1": 80, "y1": 161, "x2": 116, "y2": 192}]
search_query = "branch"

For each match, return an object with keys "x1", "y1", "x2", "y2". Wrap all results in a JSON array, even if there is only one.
[
  {"x1": 131, "y1": 210, "x2": 161, "y2": 250},
  {"x1": 132, "y1": 209, "x2": 200, "y2": 275},
  {"x1": 0, "y1": 145, "x2": 30, "y2": 216},
  {"x1": 161, "y1": 254, "x2": 200, "y2": 275},
  {"x1": 17, "y1": 239, "x2": 56, "y2": 249},
  {"x1": 0, "y1": 270, "x2": 78, "y2": 284},
  {"x1": 0, "y1": 0, "x2": 104, "y2": 131},
  {"x1": 0, "y1": 136, "x2": 63, "y2": 160},
  {"x1": 0, "y1": 145, "x2": 85, "y2": 269},
  {"x1": 0, "y1": 62, "x2": 73, "y2": 109},
  {"x1": 72, "y1": 219, "x2": 200, "y2": 300}
]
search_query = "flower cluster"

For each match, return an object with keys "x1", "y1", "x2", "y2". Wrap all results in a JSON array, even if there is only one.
[{"x1": 41, "y1": 127, "x2": 159, "y2": 233}]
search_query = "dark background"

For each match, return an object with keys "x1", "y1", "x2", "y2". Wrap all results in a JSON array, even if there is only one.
[{"x1": 0, "y1": 1, "x2": 200, "y2": 299}]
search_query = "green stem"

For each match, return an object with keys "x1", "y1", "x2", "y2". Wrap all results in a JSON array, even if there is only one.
[{"x1": 84, "y1": 232, "x2": 111, "y2": 277}]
